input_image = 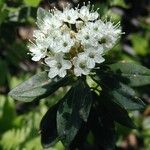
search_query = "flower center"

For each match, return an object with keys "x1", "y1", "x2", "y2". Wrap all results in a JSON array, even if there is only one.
[
  {"x1": 89, "y1": 52, "x2": 95, "y2": 58},
  {"x1": 79, "y1": 62, "x2": 86, "y2": 69},
  {"x1": 57, "y1": 63, "x2": 62, "y2": 69},
  {"x1": 63, "y1": 42, "x2": 68, "y2": 47},
  {"x1": 67, "y1": 16, "x2": 71, "y2": 20},
  {"x1": 85, "y1": 35, "x2": 90, "y2": 40},
  {"x1": 94, "y1": 27, "x2": 98, "y2": 31},
  {"x1": 51, "y1": 24, "x2": 55, "y2": 28},
  {"x1": 98, "y1": 37, "x2": 107, "y2": 44}
]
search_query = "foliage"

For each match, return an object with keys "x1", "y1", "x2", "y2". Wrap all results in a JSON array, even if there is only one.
[
  {"x1": 1, "y1": 0, "x2": 150, "y2": 150},
  {"x1": 9, "y1": 60, "x2": 150, "y2": 149}
]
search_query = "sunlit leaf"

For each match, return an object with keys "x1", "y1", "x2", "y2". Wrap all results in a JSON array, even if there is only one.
[{"x1": 23, "y1": 0, "x2": 41, "y2": 7}]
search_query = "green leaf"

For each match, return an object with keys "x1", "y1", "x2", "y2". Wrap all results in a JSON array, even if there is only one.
[
  {"x1": 99, "y1": 92, "x2": 135, "y2": 128},
  {"x1": 91, "y1": 114, "x2": 116, "y2": 150},
  {"x1": 57, "y1": 79, "x2": 92, "y2": 147},
  {"x1": 111, "y1": 102, "x2": 136, "y2": 128},
  {"x1": 90, "y1": 92, "x2": 116, "y2": 150},
  {"x1": 111, "y1": 82, "x2": 145, "y2": 110},
  {"x1": 0, "y1": 60, "x2": 8, "y2": 86},
  {"x1": 0, "y1": 8, "x2": 8, "y2": 25},
  {"x1": 23, "y1": 0, "x2": 41, "y2": 7},
  {"x1": 0, "y1": 0, "x2": 5, "y2": 7},
  {"x1": 91, "y1": 92, "x2": 134, "y2": 150},
  {"x1": 130, "y1": 33, "x2": 148, "y2": 56},
  {"x1": 95, "y1": 72, "x2": 145, "y2": 110},
  {"x1": 109, "y1": 62, "x2": 150, "y2": 87},
  {"x1": 9, "y1": 72, "x2": 69, "y2": 102},
  {"x1": 40, "y1": 104, "x2": 59, "y2": 148}
]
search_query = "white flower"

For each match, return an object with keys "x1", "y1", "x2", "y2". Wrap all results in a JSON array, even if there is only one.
[
  {"x1": 86, "y1": 20, "x2": 104, "y2": 34},
  {"x1": 73, "y1": 53, "x2": 91, "y2": 76},
  {"x1": 79, "y1": 20, "x2": 121, "y2": 51},
  {"x1": 104, "y1": 22, "x2": 121, "y2": 35},
  {"x1": 53, "y1": 9, "x2": 62, "y2": 19},
  {"x1": 29, "y1": 4, "x2": 122, "y2": 78},
  {"x1": 62, "y1": 7, "x2": 79, "y2": 24},
  {"x1": 76, "y1": 25, "x2": 96, "y2": 47},
  {"x1": 47, "y1": 16, "x2": 62, "y2": 29},
  {"x1": 82, "y1": 47, "x2": 105, "y2": 68},
  {"x1": 76, "y1": 20, "x2": 84, "y2": 30},
  {"x1": 38, "y1": 14, "x2": 62, "y2": 34},
  {"x1": 29, "y1": 44, "x2": 47, "y2": 61},
  {"x1": 50, "y1": 33, "x2": 75, "y2": 53},
  {"x1": 79, "y1": 6, "x2": 99, "y2": 22},
  {"x1": 33, "y1": 30, "x2": 45, "y2": 40},
  {"x1": 45, "y1": 54, "x2": 72, "y2": 78},
  {"x1": 33, "y1": 30, "x2": 52, "y2": 49},
  {"x1": 48, "y1": 28, "x2": 62, "y2": 40},
  {"x1": 96, "y1": 21, "x2": 121, "y2": 50}
]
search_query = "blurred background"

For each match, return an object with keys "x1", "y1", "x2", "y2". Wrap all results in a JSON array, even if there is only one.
[{"x1": 0, "y1": 0, "x2": 150, "y2": 149}]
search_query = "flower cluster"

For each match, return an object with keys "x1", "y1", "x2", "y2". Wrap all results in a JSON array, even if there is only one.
[{"x1": 29, "y1": 2, "x2": 121, "y2": 78}]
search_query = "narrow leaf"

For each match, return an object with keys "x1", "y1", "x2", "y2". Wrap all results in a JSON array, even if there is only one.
[
  {"x1": 99, "y1": 92, "x2": 136, "y2": 128},
  {"x1": 95, "y1": 72, "x2": 145, "y2": 110},
  {"x1": 40, "y1": 104, "x2": 59, "y2": 148},
  {"x1": 109, "y1": 62, "x2": 150, "y2": 87},
  {"x1": 9, "y1": 72, "x2": 69, "y2": 102},
  {"x1": 90, "y1": 93, "x2": 116, "y2": 150},
  {"x1": 57, "y1": 79, "x2": 92, "y2": 147},
  {"x1": 111, "y1": 101, "x2": 136, "y2": 128}
]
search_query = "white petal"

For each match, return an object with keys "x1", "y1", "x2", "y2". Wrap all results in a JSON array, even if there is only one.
[
  {"x1": 62, "y1": 8, "x2": 78, "y2": 24},
  {"x1": 76, "y1": 21, "x2": 84, "y2": 29},
  {"x1": 78, "y1": 53, "x2": 87, "y2": 60},
  {"x1": 33, "y1": 30, "x2": 44, "y2": 39},
  {"x1": 94, "y1": 55, "x2": 105, "y2": 63},
  {"x1": 29, "y1": 45, "x2": 38, "y2": 53},
  {"x1": 79, "y1": 6, "x2": 89, "y2": 21},
  {"x1": 87, "y1": 58, "x2": 95, "y2": 68},
  {"x1": 73, "y1": 57, "x2": 78, "y2": 67},
  {"x1": 63, "y1": 60, "x2": 72, "y2": 69},
  {"x1": 59, "y1": 69, "x2": 67, "y2": 78},
  {"x1": 82, "y1": 68, "x2": 90, "y2": 75},
  {"x1": 89, "y1": 12, "x2": 99, "y2": 21},
  {"x1": 32, "y1": 55, "x2": 41, "y2": 61},
  {"x1": 74, "y1": 68, "x2": 82, "y2": 76},
  {"x1": 55, "y1": 53, "x2": 64, "y2": 61},
  {"x1": 45, "y1": 58, "x2": 57, "y2": 67},
  {"x1": 48, "y1": 68, "x2": 58, "y2": 78}
]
